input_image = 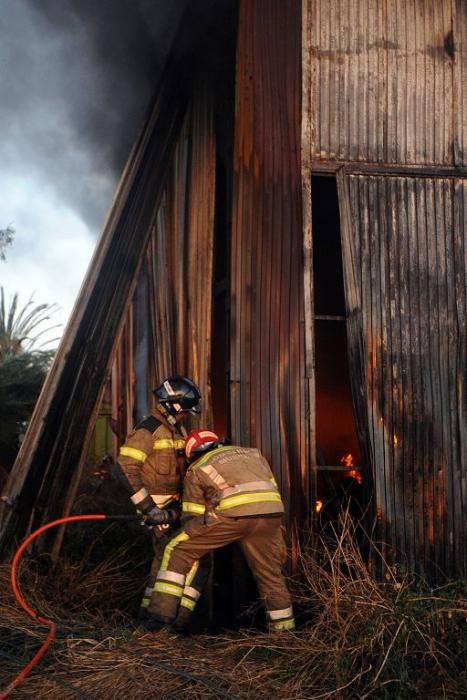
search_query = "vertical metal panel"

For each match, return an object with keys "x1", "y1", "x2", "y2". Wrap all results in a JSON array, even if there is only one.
[
  {"x1": 153, "y1": 89, "x2": 216, "y2": 428},
  {"x1": 111, "y1": 311, "x2": 136, "y2": 441},
  {"x1": 340, "y1": 173, "x2": 467, "y2": 578},
  {"x1": 307, "y1": 0, "x2": 461, "y2": 165},
  {"x1": 455, "y1": 0, "x2": 467, "y2": 165},
  {"x1": 113, "y1": 89, "x2": 216, "y2": 435},
  {"x1": 133, "y1": 265, "x2": 151, "y2": 422},
  {"x1": 231, "y1": 0, "x2": 310, "y2": 534},
  {"x1": 302, "y1": 0, "x2": 317, "y2": 512}
]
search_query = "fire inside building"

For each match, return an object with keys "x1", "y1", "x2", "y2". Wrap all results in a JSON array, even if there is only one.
[{"x1": 0, "y1": 0, "x2": 465, "y2": 621}]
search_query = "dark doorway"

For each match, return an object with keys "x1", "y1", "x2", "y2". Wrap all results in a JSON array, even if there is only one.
[
  {"x1": 312, "y1": 176, "x2": 363, "y2": 525},
  {"x1": 209, "y1": 0, "x2": 237, "y2": 439}
]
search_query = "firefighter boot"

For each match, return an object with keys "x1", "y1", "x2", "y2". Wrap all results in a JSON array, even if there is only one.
[
  {"x1": 140, "y1": 612, "x2": 174, "y2": 632},
  {"x1": 172, "y1": 605, "x2": 193, "y2": 635}
]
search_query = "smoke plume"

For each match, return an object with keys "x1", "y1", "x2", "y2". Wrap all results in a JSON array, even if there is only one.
[{"x1": 0, "y1": 0, "x2": 187, "y2": 231}]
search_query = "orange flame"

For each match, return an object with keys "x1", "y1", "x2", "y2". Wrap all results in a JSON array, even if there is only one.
[
  {"x1": 315, "y1": 500, "x2": 323, "y2": 513},
  {"x1": 340, "y1": 452, "x2": 354, "y2": 467},
  {"x1": 340, "y1": 453, "x2": 363, "y2": 484},
  {"x1": 348, "y1": 469, "x2": 363, "y2": 485}
]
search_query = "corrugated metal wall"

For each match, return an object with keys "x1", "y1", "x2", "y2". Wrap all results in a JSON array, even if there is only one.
[
  {"x1": 112, "y1": 90, "x2": 216, "y2": 437},
  {"x1": 231, "y1": 0, "x2": 310, "y2": 530},
  {"x1": 307, "y1": 0, "x2": 464, "y2": 165},
  {"x1": 456, "y1": 0, "x2": 467, "y2": 165},
  {"x1": 339, "y1": 173, "x2": 467, "y2": 577}
]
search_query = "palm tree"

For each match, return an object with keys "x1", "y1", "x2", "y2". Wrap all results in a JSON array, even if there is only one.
[
  {"x1": 0, "y1": 225, "x2": 14, "y2": 261},
  {"x1": 0, "y1": 287, "x2": 60, "y2": 356},
  {"x1": 0, "y1": 288, "x2": 61, "y2": 479}
]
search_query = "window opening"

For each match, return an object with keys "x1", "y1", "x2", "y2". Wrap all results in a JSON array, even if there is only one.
[{"x1": 312, "y1": 176, "x2": 363, "y2": 528}]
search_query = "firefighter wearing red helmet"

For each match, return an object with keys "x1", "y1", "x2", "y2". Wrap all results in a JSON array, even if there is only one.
[
  {"x1": 117, "y1": 376, "x2": 208, "y2": 626},
  {"x1": 147, "y1": 429, "x2": 295, "y2": 632}
]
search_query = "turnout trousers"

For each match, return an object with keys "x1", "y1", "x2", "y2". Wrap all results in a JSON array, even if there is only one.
[
  {"x1": 139, "y1": 528, "x2": 210, "y2": 628},
  {"x1": 153, "y1": 513, "x2": 295, "y2": 631}
]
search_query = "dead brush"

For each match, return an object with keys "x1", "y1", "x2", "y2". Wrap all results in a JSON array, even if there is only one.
[
  {"x1": 0, "y1": 509, "x2": 466, "y2": 699},
  {"x1": 284, "y1": 509, "x2": 467, "y2": 698}
]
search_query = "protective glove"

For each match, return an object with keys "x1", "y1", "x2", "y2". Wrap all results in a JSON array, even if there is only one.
[
  {"x1": 144, "y1": 506, "x2": 179, "y2": 527},
  {"x1": 144, "y1": 506, "x2": 169, "y2": 526},
  {"x1": 164, "y1": 508, "x2": 180, "y2": 526}
]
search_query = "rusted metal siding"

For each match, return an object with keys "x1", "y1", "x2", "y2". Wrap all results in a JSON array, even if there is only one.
[
  {"x1": 112, "y1": 92, "x2": 216, "y2": 436},
  {"x1": 231, "y1": 0, "x2": 310, "y2": 532},
  {"x1": 112, "y1": 308, "x2": 136, "y2": 442},
  {"x1": 339, "y1": 172, "x2": 467, "y2": 577},
  {"x1": 455, "y1": 0, "x2": 467, "y2": 165},
  {"x1": 307, "y1": 0, "x2": 462, "y2": 166},
  {"x1": 0, "y1": 7, "x2": 210, "y2": 555}
]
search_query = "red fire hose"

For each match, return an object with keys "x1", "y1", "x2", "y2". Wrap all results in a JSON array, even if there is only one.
[{"x1": 0, "y1": 513, "x2": 139, "y2": 699}]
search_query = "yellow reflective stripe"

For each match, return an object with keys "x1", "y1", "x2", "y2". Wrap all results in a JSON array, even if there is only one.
[
  {"x1": 153, "y1": 438, "x2": 186, "y2": 450},
  {"x1": 185, "y1": 561, "x2": 199, "y2": 587},
  {"x1": 192, "y1": 446, "x2": 238, "y2": 469},
  {"x1": 182, "y1": 502, "x2": 206, "y2": 515},
  {"x1": 119, "y1": 446, "x2": 148, "y2": 462},
  {"x1": 154, "y1": 581, "x2": 184, "y2": 598},
  {"x1": 270, "y1": 618, "x2": 295, "y2": 631},
  {"x1": 217, "y1": 491, "x2": 282, "y2": 510},
  {"x1": 180, "y1": 597, "x2": 196, "y2": 611},
  {"x1": 160, "y1": 531, "x2": 190, "y2": 571},
  {"x1": 140, "y1": 599, "x2": 150, "y2": 608}
]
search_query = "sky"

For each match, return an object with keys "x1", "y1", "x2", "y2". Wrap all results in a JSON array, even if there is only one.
[{"x1": 0, "y1": 0, "x2": 186, "y2": 345}]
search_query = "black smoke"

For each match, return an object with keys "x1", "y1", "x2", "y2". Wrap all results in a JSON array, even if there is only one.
[{"x1": 0, "y1": 0, "x2": 188, "y2": 231}]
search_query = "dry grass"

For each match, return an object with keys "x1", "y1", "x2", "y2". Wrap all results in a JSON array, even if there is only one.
[{"x1": 0, "y1": 513, "x2": 466, "y2": 699}]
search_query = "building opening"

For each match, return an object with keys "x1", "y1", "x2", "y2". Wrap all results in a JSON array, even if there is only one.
[{"x1": 312, "y1": 175, "x2": 364, "y2": 529}]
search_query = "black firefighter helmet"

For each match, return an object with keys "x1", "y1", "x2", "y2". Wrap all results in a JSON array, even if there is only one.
[{"x1": 153, "y1": 376, "x2": 201, "y2": 418}]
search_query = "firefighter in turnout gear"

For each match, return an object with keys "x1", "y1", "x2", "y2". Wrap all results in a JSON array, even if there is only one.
[
  {"x1": 117, "y1": 376, "x2": 208, "y2": 627},
  {"x1": 149, "y1": 430, "x2": 295, "y2": 632}
]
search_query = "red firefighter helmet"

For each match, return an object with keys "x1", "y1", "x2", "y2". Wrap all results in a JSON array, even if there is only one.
[{"x1": 185, "y1": 429, "x2": 220, "y2": 462}]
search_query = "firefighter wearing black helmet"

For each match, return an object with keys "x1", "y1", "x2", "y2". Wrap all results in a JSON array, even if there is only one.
[
  {"x1": 147, "y1": 429, "x2": 295, "y2": 632},
  {"x1": 117, "y1": 376, "x2": 207, "y2": 625}
]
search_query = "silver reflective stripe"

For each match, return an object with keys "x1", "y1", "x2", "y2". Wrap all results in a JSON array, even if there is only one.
[
  {"x1": 200, "y1": 464, "x2": 230, "y2": 490},
  {"x1": 267, "y1": 606, "x2": 294, "y2": 621},
  {"x1": 144, "y1": 587, "x2": 153, "y2": 598},
  {"x1": 156, "y1": 570, "x2": 186, "y2": 586},
  {"x1": 222, "y1": 480, "x2": 278, "y2": 498},
  {"x1": 131, "y1": 487, "x2": 149, "y2": 505},
  {"x1": 183, "y1": 585, "x2": 201, "y2": 601},
  {"x1": 164, "y1": 380, "x2": 175, "y2": 395}
]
